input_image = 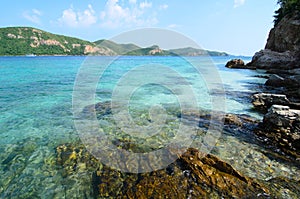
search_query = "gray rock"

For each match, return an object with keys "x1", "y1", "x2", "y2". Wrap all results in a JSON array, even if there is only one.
[
  {"x1": 247, "y1": 12, "x2": 300, "y2": 69},
  {"x1": 252, "y1": 93, "x2": 291, "y2": 111},
  {"x1": 256, "y1": 105, "x2": 300, "y2": 158},
  {"x1": 266, "y1": 13, "x2": 300, "y2": 53},
  {"x1": 247, "y1": 49, "x2": 296, "y2": 69},
  {"x1": 265, "y1": 74, "x2": 285, "y2": 87}
]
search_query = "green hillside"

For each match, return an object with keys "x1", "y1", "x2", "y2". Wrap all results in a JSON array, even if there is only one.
[
  {"x1": 0, "y1": 27, "x2": 230, "y2": 56},
  {"x1": 0, "y1": 27, "x2": 100, "y2": 55},
  {"x1": 125, "y1": 45, "x2": 176, "y2": 56},
  {"x1": 169, "y1": 47, "x2": 229, "y2": 56},
  {"x1": 94, "y1": 39, "x2": 140, "y2": 55}
]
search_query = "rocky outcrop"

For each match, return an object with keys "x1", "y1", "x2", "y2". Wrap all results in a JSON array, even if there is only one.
[
  {"x1": 252, "y1": 93, "x2": 291, "y2": 110},
  {"x1": 263, "y1": 73, "x2": 300, "y2": 100},
  {"x1": 83, "y1": 45, "x2": 116, "y2": 55},
  {"x1": 252, "y1": 93, "x2": 300, "y2": 111},
  {"x1": 266, "y1": 12, "x2": 300, "y2": 53},
  {"x1": 265, "y1": 74, "x2": 286, "y2": 86},
  {"x1": 256, "y1": 105, "x2": 300, "y2": 159},
  {"x1": 56, "y1": 144, "x2": 270, "y2": 198},
  {"x1": 225, "y1": 59, "x2": 245, "y2": 68},
  {"x1": 247, "y1": 49, "x2": 297, "y2": 69},
  {"x1": 94, "y1": 148, "x2": 270, "y2": 198},
  {"x1": 247, "y1": 12, "x2": 300, "y2": 69}
]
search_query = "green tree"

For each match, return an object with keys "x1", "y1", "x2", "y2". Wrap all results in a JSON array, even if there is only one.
[{"x1": 274, "y1": 0, "x2": 300, "y2": 25}]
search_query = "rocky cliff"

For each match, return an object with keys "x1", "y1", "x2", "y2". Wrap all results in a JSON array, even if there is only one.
[{"x1": 248, "y1": 12, "x2": 300, "y2": 69}]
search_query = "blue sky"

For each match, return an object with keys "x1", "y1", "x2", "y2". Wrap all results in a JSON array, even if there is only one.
[{"x1": 0, "y1": 0, "x2": 278, "y2": 55}]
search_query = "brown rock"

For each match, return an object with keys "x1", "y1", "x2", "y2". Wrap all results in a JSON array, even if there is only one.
[
  {"x1": 225, "y1": 59, "x2": 245, "y2": 68},
  {"x1": 224, "y1": 114, "x2": 243, "y2": 126},
  {"x1": 92, "y1": 148, "x2": 269, "y2": 198}
]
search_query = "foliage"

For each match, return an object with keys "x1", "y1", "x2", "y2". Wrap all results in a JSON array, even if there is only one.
[
  {"x1": 169, "y1": 47, "x2": 229, "y2": 56},
  {"x1": 0, "y1": 27, "x2": 93, "y2": 55},
  {"x1": 274, "y1": 0, "x2": 300, "y2": 25},
  {"x1": 94, "y1": 39, "x2": 139, "y2": 55},
  {"x1": 0, "y1": 27, "x2": 230, "y2": 56}
]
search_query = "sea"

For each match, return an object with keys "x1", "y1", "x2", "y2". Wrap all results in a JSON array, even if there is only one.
[{"x1": 0, "y1": 56, "x2": 299, "y2": 198}]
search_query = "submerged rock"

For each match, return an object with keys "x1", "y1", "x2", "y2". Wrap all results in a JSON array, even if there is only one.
[
  {"x1": 256, "y1": 105, "x2": 300, "y2": 159},
  {"x1": 55, "y1": 142, "x2": 271, "y2": 198},
  {"x1": 225, "y1": 58, "x2": 245, "y2": 68},
  {"x1": 56, "y1": 142, "x2": 298, "y2": 198},
  {"x1": 92, "y1": 148, "x2": 269, "y2": 198}
]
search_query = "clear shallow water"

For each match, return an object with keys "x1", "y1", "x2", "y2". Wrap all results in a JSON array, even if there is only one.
[{"x1": 0, "y1": 56, "x2": 298, "y2": 198}]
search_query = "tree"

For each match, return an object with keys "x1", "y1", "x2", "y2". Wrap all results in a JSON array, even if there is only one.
[{"x1": 274, "y1": 0, "x2": 300, "y2": 25}]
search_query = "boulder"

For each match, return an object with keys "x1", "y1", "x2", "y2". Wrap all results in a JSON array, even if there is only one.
[
  {"x1": 252, "y1": 93, "x2": 291, "y2": 111},
  {"x1": 265, "y1": 74, "x2": 285, "y2": 87},
  {"x1": 224, "y1": 114, "x2": 243, "y2": 126},
  {"x1": 247, "y1": 49, "x2": 296, "y2": 69},
  {"x1": 256, "y1": 105, "x2": 300, "y2": 158},
  {"x1": 225, "y1": 59, "x2": 245, "y2": 68}
]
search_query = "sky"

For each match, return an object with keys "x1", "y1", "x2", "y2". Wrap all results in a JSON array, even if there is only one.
[{"x1": 0, "y1": 0, "x2": 279, "y2": 56}]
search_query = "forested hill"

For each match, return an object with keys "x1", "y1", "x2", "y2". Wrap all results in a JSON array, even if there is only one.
[{"x1": 0, "y1": 27, "x2": 229, "y2": 56}]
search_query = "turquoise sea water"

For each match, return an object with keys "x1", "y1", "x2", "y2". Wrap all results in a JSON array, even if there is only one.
[{"x1": 0, "y1": 56, "x2": 299, "y2": 198}]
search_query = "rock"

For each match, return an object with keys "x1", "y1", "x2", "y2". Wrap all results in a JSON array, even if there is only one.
[
  {"x1": 225, "y1": 59, "x2": 245, "y2": 68},
  {"x1": 92, "y1": 148, "x2": 270, "y2": 198},
  {"x1": 224, "y1": 114, "x2": 243, "y2": 126},
  {"x1": 266, "y1": 12, "x2": 300, "y2": 54},
  {"x1": 55, "y1": 144, "x2": 271, "y2": 198},
  {"x1": 256, "y1": 105, "x2": 300, "y2": 159},
  {"x1": 247, "y1": 49, "x2": 296, "y2": 69},
  {"x1": 265, "y1": 74, "x2": 286, "y2": 87},
  {"x1": 265, "y1": 177, "x2": 300, "y2": 199},
  {"x1": 56, "y1": 138, "x2": 300, "y2": 198},
  {"x1": 248, "y1": 12, "x2": 300, "y2": 69},
  {"x1": 252, "y1": 93, "x2": 291, "y2": 111},
  {"x1": 289, "y1": 68, "x2": 300, "y2": 75}
]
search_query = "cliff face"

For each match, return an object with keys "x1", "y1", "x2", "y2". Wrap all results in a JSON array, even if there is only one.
[
  {"x1": 266, "y1": 13, "x2": 300, "y2": 53},
  {"x1": 248, "y1": 12, "x2": 300, "y2": 69}
]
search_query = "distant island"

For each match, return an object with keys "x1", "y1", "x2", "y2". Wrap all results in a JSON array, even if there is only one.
[{"x1": 0, "y1": 27, "x2": 229, "y2": 56}]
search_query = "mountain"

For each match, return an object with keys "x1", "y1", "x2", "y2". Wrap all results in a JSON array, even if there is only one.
[
  {"x1": 169, "y1": 47, "x2": 229, "y2": 56},
  {"x1": 0, "y1": 27, "x2": 115, "y2": 56},
  {"x1": 0, "y1": 27, "x2": 229, "y2": 56},
  {"x1": 125, "y1": 45, "x2": 177, "y2": 56},
  {"x1": 94, "y1": 39, "x2": 140, "y2": 55}
]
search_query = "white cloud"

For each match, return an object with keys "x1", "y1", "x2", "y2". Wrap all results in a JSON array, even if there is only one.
[
  {"x1": 234, "y1": 0, "x2": 246, "y2": 8},
  {"x1": 140, "y1": 1, "x2": 152, "y2": 9},
  {"x1": 129, "y1": 0, "x2": 137, "y2": 4},
  {"x1": 100, "y1": 0, "x2": 157, "y2": 29},
  {"x1": 159, "y1": 4, "x2": 168, "y2": 10},
  {"x1": 58, "y1": 4, "x2": 97, "y2": 27},
  {"x1": 167, "y1": 24, "x2": 180, "y2": 29},
  {"x1": 23, "y1": 9, "x2": 42, "y2": 24},
  {"x1": 32, "y1": 9, "x2": 42, "y2": 16}
]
